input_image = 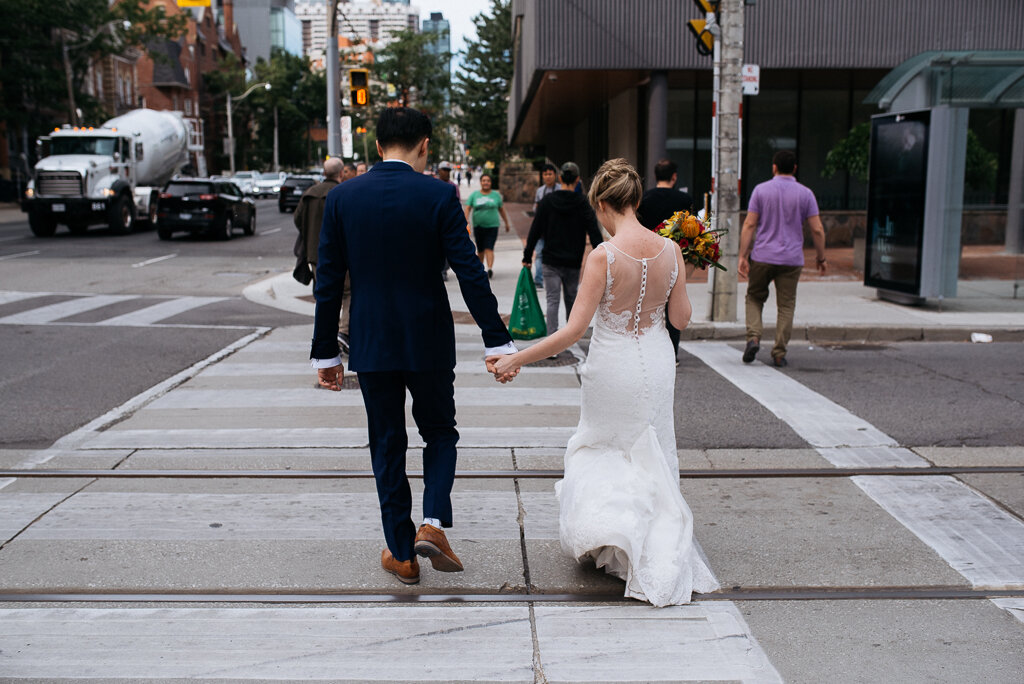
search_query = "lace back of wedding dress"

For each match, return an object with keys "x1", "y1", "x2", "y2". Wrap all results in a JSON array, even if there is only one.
[{"x1": 598, "y1": 239, "x2": 678, "y2": 337}]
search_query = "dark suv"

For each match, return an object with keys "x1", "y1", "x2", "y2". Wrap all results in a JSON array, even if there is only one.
[
  {"x1": 278, "y1": 175, "x2": 318, "y2": 213},
  {"x1": 157, "y1": 179, "x2": 256, "y2": 240}
]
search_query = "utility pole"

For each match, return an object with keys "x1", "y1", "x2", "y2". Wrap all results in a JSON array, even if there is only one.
[
  {"x1": 326, "y1": 0, "x2": 341, "y2": 158},
  {"x1": 709, "y1": 0, "x2": 744, "y2": 321}
]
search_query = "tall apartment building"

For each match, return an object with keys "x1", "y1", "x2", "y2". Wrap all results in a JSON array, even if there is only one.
[
  {"x1": 422, "y1": 12, "x2": 450, "y2": 59},
  {"x1": 296, "y1": 0, "x2": 420, "y2": 64},
  {"x1": 233, "y1": 0, "x2": 303, "y2": 63}
]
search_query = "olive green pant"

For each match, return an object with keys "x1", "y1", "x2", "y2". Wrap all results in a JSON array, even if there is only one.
[{"x1": 745, "y1": 260, "x2": 802, "y2": 360}]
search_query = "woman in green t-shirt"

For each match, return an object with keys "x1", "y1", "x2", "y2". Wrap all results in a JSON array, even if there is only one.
[{"x1": 464, "y1": 173, "x2": 511, "y2": 278}]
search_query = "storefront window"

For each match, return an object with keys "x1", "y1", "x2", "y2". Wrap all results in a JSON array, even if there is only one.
[
  {"x1": 743, "y1": 89, "x2": 798, "y2": 205},
  {"x1": 800, "y1": 90, "x2": 850, "y2": 210}
]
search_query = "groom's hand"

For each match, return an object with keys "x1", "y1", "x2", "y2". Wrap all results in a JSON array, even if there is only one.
[
  {"x1": 318, "y1": 364, "x2": 344, "y2": 391},
  {"x1": 485, "y1": 355, "x2": 519, "y2": 384}
]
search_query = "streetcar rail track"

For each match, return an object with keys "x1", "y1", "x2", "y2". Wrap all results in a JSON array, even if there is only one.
[{"x1": 2, "y1": 465, "x2": 1022, "y2": 479}]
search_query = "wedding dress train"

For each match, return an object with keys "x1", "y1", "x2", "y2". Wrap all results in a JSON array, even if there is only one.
[{"x1": 556, "y1": 239, "x2": 720, "y2": 606}]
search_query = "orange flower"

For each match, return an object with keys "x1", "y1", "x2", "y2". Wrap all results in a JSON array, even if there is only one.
[{"x1": 680, "y1": 214, "x2": 702, "y2": 239}]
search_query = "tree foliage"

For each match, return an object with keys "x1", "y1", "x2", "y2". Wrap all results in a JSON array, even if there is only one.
[
  {"x1": 451, "y1": 0, "x2": 512, "y2": 166},
  {"x1": 0, "y1": 0, "x2": 186, "y2": 135}
]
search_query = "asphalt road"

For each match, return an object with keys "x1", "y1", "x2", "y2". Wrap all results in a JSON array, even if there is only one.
[{"x1": 0, "y1": 199, "x2": 309, "y2": 448}]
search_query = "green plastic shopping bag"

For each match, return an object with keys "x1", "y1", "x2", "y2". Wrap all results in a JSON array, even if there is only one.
[{"x1": 508, "y1": 266, "x2": 547, "y2": 340}]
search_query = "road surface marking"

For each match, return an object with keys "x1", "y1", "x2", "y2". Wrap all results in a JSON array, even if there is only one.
[
  {"x1": 95, "y1": 296, "x2": 227, "y2": 327},
  {"x1": 0, "y1": 249, "x2": 41, "y2": 262},
  {"x1": 131, "y1": 253, "x2": 177, "y2": 268},
  {"x1": 683, "y1": 342, "x2": 1024, "y2": 594},
  {"x1": 0, "y1": 291, "x2": 46, "y2": 306},
  {"x1": 0, "y1": 294, "x2": 138, "y2": 325},
  {"x1": 257, "y1": 227, "x2": 281, "y2": 235}
]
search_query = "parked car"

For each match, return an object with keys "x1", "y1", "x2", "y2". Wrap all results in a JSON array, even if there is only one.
[
  {"x1": 156, "y1": 178, "x2": 256, "y2": 240},
  {"x1": 231, "y1": 170, "x2": 259, "y2": 196},
  {"x1": 253, "y1": 171, "x2": 286, "y2": 198},
  {"x1": 278, "y1": 175, "x2": 318, "y2": 212}
]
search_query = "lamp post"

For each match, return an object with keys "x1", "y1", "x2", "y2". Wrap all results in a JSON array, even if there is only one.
[{"x1": 227, "y1": 82, "x2": 271, "y2": 176}]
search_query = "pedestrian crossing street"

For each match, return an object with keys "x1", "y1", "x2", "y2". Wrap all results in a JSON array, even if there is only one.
[
  {"x1": 0, "y1": 290, "x2": 234, "y2": 328},
  {"x1": 1, "y1": 324, "x2": 1023, "y2": 681}
]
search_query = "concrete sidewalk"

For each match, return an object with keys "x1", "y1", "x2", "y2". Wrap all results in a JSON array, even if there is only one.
[{"x1": 245, "y1": 203, "x2": 1024, "y2": 343}]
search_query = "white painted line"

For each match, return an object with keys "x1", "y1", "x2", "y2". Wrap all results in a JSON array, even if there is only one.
[
  {"x1": 77, "y1": 426, "x2": 577, "y2": 450},
  {"x1": 95, "y1": 296, "x2": 227, "y2": 327},
  {"x1": 852, "y1": 475, "x2": 1024, "y2": 589},
  {"x1": 131, "y1": 253, "x2": 177, "y2": 268},
  {"x1": 13, "y1": 328, "x2": 270, "y2": 468},
  {"x1": 0, "y1": 607, "x2": 535, "y2": 681},
  {"x1": 198, "y1": 361, "x2": 579, "y2": 377},
  {"x1": 533, "y1": 604, "x2": 782, "y2": 682},
  {"x1": 990, "y1": 598, "x2": 1024, "y2": 624},
  {"x1": 0, "y1": 291, "x2": 46, "y2": 306},
  {"x1": 0, "y1": 477, "x2": 14, "y2": 492},
  {"x1": 147, "y1": 386, "x2": 581, "y2": 409},
  {"x1": 0, "y1": 492, "x2": 74, "y2": 540},
  {"x1": 0, "y1": 249, "x2": 40, "y2": 261},
  {"x1": 20, "y1": 491, "x2": 520, "y2": 541},
  {"x1": 257, "y1": 227, "x2": 281, "y2": 235},
  {"x1": 679, "y1": 342, "x2": 928, "y2": 468},
  {"x1": 0, "y1": 294, "x2": 139, "y2": 325}
]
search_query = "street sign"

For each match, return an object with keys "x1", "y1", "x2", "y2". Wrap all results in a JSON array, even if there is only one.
[
  {"x1": 742, "y1": 64, "x2": 760, "y2": 95},
  {"x1": 341, "y1": 116, "x2": 353, "y2": 159}
]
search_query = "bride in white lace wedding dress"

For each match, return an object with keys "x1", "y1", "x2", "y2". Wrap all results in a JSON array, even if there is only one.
[{"x1": 493, "y1": 159, "x2": 719, "y2": 606}]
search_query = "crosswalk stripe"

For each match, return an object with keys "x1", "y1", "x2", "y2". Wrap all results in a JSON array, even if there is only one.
[
  {"x1": 683, "y1": 341, "x2": 1024, "y2": 595},
  {"x1": 200, "y1": 361, "x2": 580, "y2": 376},
  {"x1": 147, "y1": 386, "x2": 581, "y2": 409},
  {"x1": 94, "y1": 296, "x2": 228, "y2": 326},
  {"x1": 0, "y1": 294, "x2": 139, "y2": 325},
  {"x1": 0, "y1": 291, "x2": 46, "y2": 306}
]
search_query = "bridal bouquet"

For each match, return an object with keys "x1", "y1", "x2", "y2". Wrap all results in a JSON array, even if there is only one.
[{"x1": 651, "y1": 210, "x2": 727, "y2": 271}]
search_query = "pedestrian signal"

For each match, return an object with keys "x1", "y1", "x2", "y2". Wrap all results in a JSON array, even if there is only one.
[
  {"x1": 349, "y1": 69, "x2": 370, "y2": 107},
  {"x1": 688, "y1": 0, "x2": 718, "y2": 56}
]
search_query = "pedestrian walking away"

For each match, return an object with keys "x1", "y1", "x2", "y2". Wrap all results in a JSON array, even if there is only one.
[
  {"x1": 523, "y1": 161, "x2": 603, "y2": 339},
  {"x1": 532, "y1": 162, "x2": 559, "y2": 289},
  {"x1": 294, "y1": 158, "x2": 351, "y2": 351},
  {"x1": 310, "y1": 106, "x2": 519, "y2": 586},
  {"x1": 738, "y1": 149, "x2": 827, "y2": 367},
  {"x1": 495, "y1": 158, "x2": 718, "y2": 606},
  {"x1": 637, "y1": 158, "x2": 695, "y2": 365},
  {"x1": 464, "y1": 173, "x2": 511, "y2": 278}
]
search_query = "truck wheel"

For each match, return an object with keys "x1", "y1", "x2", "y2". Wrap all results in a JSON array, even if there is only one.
[
  {"x1": 145, "y1": 197, "x2": 158, "y2": 226},
  {"x1": 244, "y1": 211, "x2": 256, "y2": 236},
  {"x1": 29, "y1": 212, "x2": 57, "y2": 237},
  {"x1": 157, "y1": 225, "x2": 173, "y2": 241},
  {"x1": 108, "y1": 194, "x2": 135, "y2": 235}
]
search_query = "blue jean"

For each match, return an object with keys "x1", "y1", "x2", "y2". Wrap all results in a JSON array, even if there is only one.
[{"x1": 534, "y1": 238, "x2": 544, "y2": 285}]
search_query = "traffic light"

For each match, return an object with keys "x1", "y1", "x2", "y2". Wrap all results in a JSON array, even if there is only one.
[
  {"x1": 349, "y1": 69, "x2": 370, "y2": 107},
  {"x1": 688, "y1": 0, "x2": 718, "y2": 56}
]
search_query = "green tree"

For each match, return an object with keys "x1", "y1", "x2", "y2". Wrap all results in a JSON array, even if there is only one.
[
  {"x1": 0, "y1": 0, "x2": 186, "y2": 136},
  {"x1": 452, "y1": 0, "x2": 512, "y2": 167}
]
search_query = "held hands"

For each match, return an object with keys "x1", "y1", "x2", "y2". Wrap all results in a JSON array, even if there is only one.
[
  {"x1": 318, "y1": 364, "x2": 344, "y2": 391},
  {"x1": 485, "y1": 354, "x2": 521, "y2": 384}
]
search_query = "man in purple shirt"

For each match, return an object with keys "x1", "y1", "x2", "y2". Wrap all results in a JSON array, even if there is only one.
[{"x1": 738, "y1": 150, "x2": 827, "y2": 367}]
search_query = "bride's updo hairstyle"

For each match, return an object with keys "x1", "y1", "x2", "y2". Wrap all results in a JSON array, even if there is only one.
[{"x1": 588, "y1": 158, "x2": 643, "y2": 214}]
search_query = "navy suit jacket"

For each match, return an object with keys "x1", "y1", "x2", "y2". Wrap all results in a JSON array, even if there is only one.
[{"x1": 310, "y1": 161, "x2": 512, "y2": 372}]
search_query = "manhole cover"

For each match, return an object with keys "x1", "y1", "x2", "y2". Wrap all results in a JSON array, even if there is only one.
[{"x1": 528, "y1": 351, "x2": 578, "y2": 368}]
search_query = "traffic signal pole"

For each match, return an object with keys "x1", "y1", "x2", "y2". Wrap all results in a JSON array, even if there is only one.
[
  {"x1": 709, "y1": 0, "x2": 744, "y2": 321},
  {"x1": 326, "y1": 0, "x2": 341, "y2": 158}
]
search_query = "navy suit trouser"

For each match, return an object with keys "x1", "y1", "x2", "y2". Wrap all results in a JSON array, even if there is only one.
[{"x1": 357, "y1": 369, "x2": 459, "y2": 562}]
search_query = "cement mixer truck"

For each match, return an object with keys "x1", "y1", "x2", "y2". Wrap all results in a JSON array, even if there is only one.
[{"x1": 23, "y1": 109, "x2": 189, "y2": 236}]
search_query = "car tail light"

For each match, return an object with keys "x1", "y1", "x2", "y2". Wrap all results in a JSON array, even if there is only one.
[
  {"x1": 159, "y1": 192, "x2": 172, "y2": 199},
  {"x1": 199, "y1": 194, "x2": 217, "y2": 201}
]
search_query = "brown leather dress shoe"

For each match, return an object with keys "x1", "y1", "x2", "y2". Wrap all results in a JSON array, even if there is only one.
[
  {"x1": 381, "y1": 549, "x2": 420, "y2": 584},
  {"x1": 414, "y1": 524, "x2": 464, "y2": 572}
]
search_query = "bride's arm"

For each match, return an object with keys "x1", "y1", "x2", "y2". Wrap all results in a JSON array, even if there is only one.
[
  {"x1": 667, "y1": 247, "x2": 693, "y2": 331},
  {"x1": 493, "y1": 247, "x2": 606, "y2": 374}
]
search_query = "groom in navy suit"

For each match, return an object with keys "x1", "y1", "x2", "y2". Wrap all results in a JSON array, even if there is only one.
[{"x1": 311, "y1": 107, "x2": 517, "y2": 585}]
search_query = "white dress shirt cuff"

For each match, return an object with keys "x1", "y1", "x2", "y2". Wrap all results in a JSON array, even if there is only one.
[
  {"x1": 310, "y1": 356, "x2": 343, "y2": 369},
  {"x1": 485, "y1": 342, "x2": 518, "y2": 357}
]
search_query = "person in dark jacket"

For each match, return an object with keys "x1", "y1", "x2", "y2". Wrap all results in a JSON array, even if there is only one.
[
  {"x1": 295, "y1": 158, "x2": 350, "y2": 352},
  {"x1": 523, "y1": 161, "x2": 604, "y2": 335},
  {"x1": 637, "y1": 159, "x2": 694, "y2": 364}
]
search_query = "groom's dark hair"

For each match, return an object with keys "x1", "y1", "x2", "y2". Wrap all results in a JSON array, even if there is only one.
[{"x1": 376, "y1": 107, "x2": 432, "y2": 152}]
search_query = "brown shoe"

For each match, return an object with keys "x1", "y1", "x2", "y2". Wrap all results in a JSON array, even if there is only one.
[
  {"x1": 381, "y1": 549, "x2": 420, "y2": 584},
  {"x1": 414, "y1": 524, "x2": 464, "y2": 572}
]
